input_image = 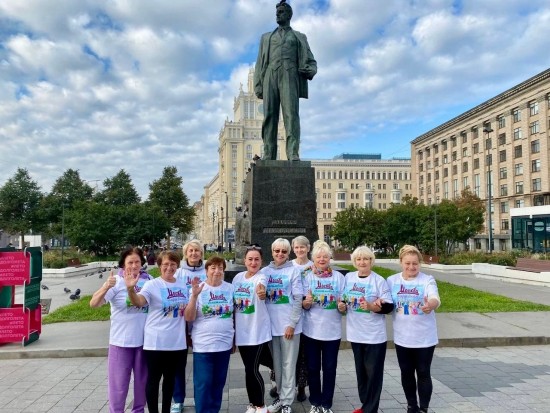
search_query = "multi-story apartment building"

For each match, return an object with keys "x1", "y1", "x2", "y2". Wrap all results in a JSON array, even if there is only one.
[
  {"x1": 196, "y1": 69, "x2": 412, "y2": 246},
  {"x1": 411, "y1": 68, "x2": 550, "y2": 252}
]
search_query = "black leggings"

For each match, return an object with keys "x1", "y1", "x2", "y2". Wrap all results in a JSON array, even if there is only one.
[
  {"x1": 144, "y1": 349, "x2": 188, "y2": 413},
  {"x1": 395, "y1": 345, "x2": 435, "y2": 410},
  {"x1": 239, "y1": 342, "x2": 272, "y2": 407}
]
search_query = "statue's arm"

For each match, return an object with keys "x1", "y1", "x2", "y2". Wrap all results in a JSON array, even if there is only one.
[
  {"x1": 297, "y1": 33, "x2": 317, "y2": 80},
  {"x1": 254, "y1": 34, "x2": 266, "y2": 99}
]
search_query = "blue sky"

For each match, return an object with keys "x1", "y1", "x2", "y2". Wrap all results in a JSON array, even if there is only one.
[{"x1": 1, "y1": 0, "x2": 550, "y2": 202}]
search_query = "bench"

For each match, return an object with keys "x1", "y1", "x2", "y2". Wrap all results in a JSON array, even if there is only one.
[
  {"x1": 66, "y1": 258, "x2": 85, "y2": 268},
  {"x1": 509, "y1": 257, "x2": 550, "y2": 273}
]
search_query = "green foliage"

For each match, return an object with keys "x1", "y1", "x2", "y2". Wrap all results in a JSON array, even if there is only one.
[
  {"x1": 330, "y1": 206, "x2": 385, "y2": 250},
  {"x1": 42, "y1": 249, "x2": 118, "y2": 268},
  {"x1": 43, "y1": 295, "x2": 111, "y2": 324},
  {"x1": 438, "y1": 251, "x2": 519, "y2": 266},
  {"x1": 95, "y1": 169, "x2": 141, "y2": 206},
  {"x1": 148, "y1": 267, "x2": 161, "y2": 278},
  {"x1": 148, "y1": 166, "x2": 195, "y2": 245},
  {"x1": 0, "y1": 168, "x2": 46, "y2": 243}
]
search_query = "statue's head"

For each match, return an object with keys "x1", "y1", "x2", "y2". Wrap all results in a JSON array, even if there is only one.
[{"x1": 276, "y1": 0, "x2": 293, "y2": 24}]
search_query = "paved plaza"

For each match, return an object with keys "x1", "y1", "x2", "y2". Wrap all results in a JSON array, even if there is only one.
[{"x1": 1, "y1": 345, "x2": 550, "y2": 413}]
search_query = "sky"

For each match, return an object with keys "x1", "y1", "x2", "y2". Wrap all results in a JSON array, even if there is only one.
[{"x1": 1, "y1": 0, "x2": 550, "y2": 203}]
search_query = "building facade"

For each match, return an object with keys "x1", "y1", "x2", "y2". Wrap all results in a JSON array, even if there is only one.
[
  {"x1": 196, "y1": 69, "x2": 412, "y2": 246},
  {"x1": 411, "y1": 68, "x2": 550, "y2": 252}
]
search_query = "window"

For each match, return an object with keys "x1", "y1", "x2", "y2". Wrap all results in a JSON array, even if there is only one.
[
  {"x1": 427, "y1": 173, "x2": 431, "y2": 182},
  {"x1": 512, "y1": 107, "x2": 521, "y2": 122},
  {"x1": 515, "y1": 199, "x2": 525, "y2": 208},
  {"x1": 419, "y1": 176, "x2": 424, "y2": 185},
  {"x1": 533, "y1": 178, "x2": 542, "y2": 191},
  {"x1": 485, "y1": 138, "x2": 492, "y2": 149},
  {"x1": 337, "y1": 201, "x2": 346, "y2": 209},
  {"x1": 529, "y1": 100, "x2": 539, "y2": 116},
  {"x1": 500, "y1": 184, "x2": 508, "y2": 196},
  {"x1": 427, "y1": 161, "x2": 431, "y2": 169},
  {"x1": 514, "y1": 163, "x2": 523, "y2": 176},
  {"x1": 474, "y1": 174, "x2": 480, "y2": 197},
  {"x1": 338, "y1": 182, "x2": 344, "y2": 189},
  {"x1": 462, "y1": 148, "x2": 468, "y2": 157},
  {"x1": 498, "y1": 115, "x2": 506, "y2": 128},
  {"x1": 231, "y1": 144, "x2": 238, "y2": 158},
  {"x1": 514, "y1": 145, "x2": 522, "y2": 158},
  {"x1": 500, "y1": 202, "x2": 509, "y2": 213},
  {"x1": 337, "y1": 192, "x2": 346, "y2": 200},
  {"x1": 513, "y1": 127, "x2": 522, "y2": 140},
  {"x1": 462, "y1": 162, "x2": 468, "y2": 173},
  {"x1": 434, "y1": 158, "x2": 439, "y2": 167},
  {"x1": 419, "y1": 163, "x2": 423, "y2": 172},
  {"x1": 473, "y1": 158, "x2": 480, "y2": 169},
  {"x1": 443, "y1": 168, "x2": 448, "y2": 178},
  {"x1": 486, "y1": 154, "x2": 492, "y2": 166},
  {"x1": 499, "y1": 150, "x2": 506, "y2": 162},
  {"x1": 532, "y1": 159, "x2": 541, "y2": 172},
  {"x1": 498, "y1": 133, "x2": 506, "y2": 145},
  {"x1": 530, "y1": 120, "x2": 540, "y2": 135},
  {"x1": 531, "y1": 139, "x2": 540, "y2": 153},
  {"x1": 462, "y1": 177, "x2": 468, "y2": 190},
  {"x1": 442, "y1": 141, "x2": 448, "y2": 150},
  {"x1": 473, "y1": 143, "x2": 479, "y2": 154},
  {"x1": 461, "y1": 133, "x2": 467, "y2": 144},
  {"x1": 472, "y1": 127, "x2": 479, "y2": 139},
  {"x1": 418, "y1": 151, "x2": 423, "y2": 160},
  {"x1": 434, "y1": 145, "x2": 439, "y2": 154},
  {"x1": 452, "y1": 151, "x2": 457, "y2": 161},
  {"x1": 515, "y1": 181, "x2": 524, "y2": 194},
  {"x1": 452, "y1": 137, "x2": 457, "y2": 147},
  {"x1": 435, "y1": 171, "x2": 439, "y2": 180},
  {"x1": 499, "y1": 167, "x2": 507, "y2": 179},
  {"x1": 453, "y1": 179, "x2": 459, "y2": 198},
  {"x1": 501, "y1": 220, "x2": 510, "y2": 231}
]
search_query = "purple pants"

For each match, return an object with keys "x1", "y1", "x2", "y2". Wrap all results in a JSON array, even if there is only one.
[{"x1": 108, "y1": 344, "x2": 148, "y2": 413}]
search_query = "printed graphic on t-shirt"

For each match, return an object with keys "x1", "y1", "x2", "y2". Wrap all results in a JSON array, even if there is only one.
[
  {"x1": 234, "y1": 281, "x2": 255, "y2": 314},
  {"x1": 126, "y1": 279, "x2": 149, "y2": 313},
  {"x1": 200, "y1": 288, "x2": 233, "y2": 318},
  {"x1": 266, "y1": 274, "x2": 290, "y2": 304},
  {"x1": 160, "y1": 286, "x2": 188, "y2": 318},
  {"x1": 310, "y1": 278, "x2": 339, "y2": 310},
  {"x1": 342, "y1": 281, "x2": 373, "y2": 313},
  {"x1": 392, "y1": 283, "x2": 425, "y2": 316},
  {"x1": 186, "y1": 273, "x2": 206, "y2": 287}
]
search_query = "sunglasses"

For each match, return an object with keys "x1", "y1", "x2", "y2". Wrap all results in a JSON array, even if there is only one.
[
  {"x1": 273, "y1": 249, "x2": 288, "y2": 254},
  {"x1": 246, "y1": 245, "x2": 262, "y2": 251}
]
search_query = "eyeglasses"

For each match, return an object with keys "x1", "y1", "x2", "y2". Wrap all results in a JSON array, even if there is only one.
[
  {"x1": 273, "y1": 249, "x2": 288, "y2": 254},
  {"x1": 246, "y1": 245, "x2": 262, "y2": 251},
  {"x1": 160, "y1": 263, "x2": 178, "y2": 268}
]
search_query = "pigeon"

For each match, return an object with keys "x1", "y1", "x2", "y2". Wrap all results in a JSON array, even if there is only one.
[
  {"x1": 99, "y1": 273, "x2": 103, "y2": 279},
  {"x1": 64, "y1": 287, "x2": 71, "y2": 293},
  {"x1": 69, "y1": 293, "x2": 80, "y2": 300},
  {"x1": 74, "y1": 288, "x2": 81, "y2": 296},
  {"x1": 41, "y1": 284, "x2": 49, "y2": 290}
]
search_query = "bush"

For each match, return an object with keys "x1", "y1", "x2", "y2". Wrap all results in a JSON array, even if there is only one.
[{"x1": 42, "y1": 248, "x2": 118, "y2": 268}]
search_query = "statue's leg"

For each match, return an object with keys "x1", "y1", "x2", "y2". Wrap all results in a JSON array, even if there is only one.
[
  {"x1": 262, "y1": 68, "x2": 281, "y2": 160},
  {"x1": 280, "y1": 67, "x2": 300, "y2": 161}
]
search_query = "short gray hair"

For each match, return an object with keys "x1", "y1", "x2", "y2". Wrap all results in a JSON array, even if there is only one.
[
  {"x1": 311, "y1": 240, "x2": 331, "y2": 259},
  {"x1": 272, "y1": 238, "x2": 291, "y2": 252},
  {"x1": 291, "y1": 236, "x2": 310, "y2": 248},
  {"x1": 351, "y1": 246, "x2": 375, "y2": 266},
  {"x1": 183, "y1": 239, "x2": 203, "y2": 258}
]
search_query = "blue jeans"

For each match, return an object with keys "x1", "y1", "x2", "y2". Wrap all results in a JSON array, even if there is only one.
[
  {"x1": 173, "y1": 371, "x2": 185, "y2": 403},
  {"x1": 193, "y1": 350, "x2": 231, "y2": 413},
  {"x1": 303, "y1": 335, "x2": 341, "y2": 409}
]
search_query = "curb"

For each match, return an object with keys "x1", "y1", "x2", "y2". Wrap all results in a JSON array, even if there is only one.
[{"x1": 2, "y1": 336, "x2": 549, "y2": 360}]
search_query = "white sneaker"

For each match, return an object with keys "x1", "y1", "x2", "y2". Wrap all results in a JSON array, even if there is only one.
[
  {"x1": 170, "y1": 403, "x2": 183, "y2": 413},
  {"x1": 281, "y1": 405, "x2": 292, "y2": 413},
  {"x1": 321, "y1": 408, "x2": 334, "y2": 413},
  {"x1": 267, "y1": 398, "x2": 283, "y2": 413},
  {"x1": 245, "y1": 404, "x2": 256, "y2": 413},
  {"x1": 256, "y1": 407, "x2": 267, "y2": 413},
  {"x1": 309, "y1": 407, "x2": 320, "y2": 413}
]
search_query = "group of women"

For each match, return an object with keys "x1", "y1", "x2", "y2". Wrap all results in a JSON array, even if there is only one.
[{"x1": 92, "y1": 238, "x2": 440, "y2": 413}]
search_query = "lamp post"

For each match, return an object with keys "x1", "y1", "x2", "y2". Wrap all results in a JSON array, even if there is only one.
[
  {"x1": 211, "y1": 211, "x2": 216, "y2": 245},
  {"x1": 220, "y1": 206, "x2": 224, "y2": 249},
  {"x1": 61, "y1": 202, "x2": 65, "y2": 263},
  {"x1": 484, "y1": 125, "x2": 494, "y2": 253},
  {"x1": 224, "y1": 191, "x2": 229, "y2": 248},
  {"x1": 434, "y1": 196, "x2": 439, "y2": 257}
]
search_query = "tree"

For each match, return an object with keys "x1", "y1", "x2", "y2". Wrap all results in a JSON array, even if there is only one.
[
  {"x1": 385, "y1": 196, "x2": 428, "y2": 251},
  {"x1": 0, "y1": 168, "x2": 45, "y2": 245},
  {"x1": 330, "y1": 206, "x2": 385, "y2": 250},
  {"x1": 148, "y1": 166, "x2": 195, "y2": 247},
  {"x1": 96, "y1": 170, "x2": 140, "y2": 206}
]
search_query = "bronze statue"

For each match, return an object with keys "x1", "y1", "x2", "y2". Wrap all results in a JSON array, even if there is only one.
[{"x1": 254, "y1": 0, "x2": 317, "y2": 161}]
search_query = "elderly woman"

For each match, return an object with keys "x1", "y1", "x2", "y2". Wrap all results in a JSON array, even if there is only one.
[
  {"x1": 90, "y1": 247, "x2": 152, "y2": 413},
  {"x1": 263, "y1": 238, "x2": 303, "y2": 413},
  {"x1": 171, "y1": 239, "x2": 206, "y2": 413},
  {"x1": 184, "y1": 256, "x2": 234, "y2": 413},
  {"x1": 341, "y1": 246, "x2": 394, "y2": 413},
  {"x1": 233, "y1": 246, "x2": 272, "y2": 413},
  {"x1": 301, "y1": 240, "x2": 345, "y2": 413},
  {"x1": 387, "y1": 245, "x2": 441, "y2": 413},
  {"x1": 125, "y1": 251, "x2": 189, "y2": 413},
  {"x1": 291, "y1": 236, "x2": 312, "y2": 402}
]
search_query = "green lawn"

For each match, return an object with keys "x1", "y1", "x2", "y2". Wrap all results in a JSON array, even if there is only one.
[{"x1": 43, "y1": 264, "x2": 550, "y2": 324}]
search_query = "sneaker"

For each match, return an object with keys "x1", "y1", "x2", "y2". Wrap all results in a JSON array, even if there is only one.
[
  {"x1": 267, "y1": 398, "x2": 283, "y2": 413},
  {"x1": 281, "y1": 406, "x2": 292, "y2": 413},
  {"x1": 170, "y1": 403, "x2": 183, "y2": 413},
  {"x1": 309, "y1": 407, "x2": 320, "y2": 413},
  {"x1": 245, "y1": 404, "x2": 256, "y2": 413},
  {"x1": 321, "y1": 408, "x2": 334, "y2": 413},
  {"x1": 256, "y1": 407, "x2": 267, "y2": 413}
]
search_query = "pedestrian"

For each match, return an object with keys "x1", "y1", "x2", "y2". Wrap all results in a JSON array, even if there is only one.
[
  {"x1": 90, "y1": 247, "x2": 152, "y2": 413},
  {"x1": 125, "y1": 251, "x2": 189, "y2": 413},
  {"x1": 387, "y1": 245, "x2": 441, "y2": 413},
  {"x1": 263, "y1": 238, "x2": 304, "y2": 413},
  {"x1": 233, "y1": 245, "x2": 272, "y2": 413},
  {"x1": 301, "y1": 241, "x2": 345, "y2": 413},
  {"x1": 341, "y1": 246, "x2": 394, "y2": 413}
]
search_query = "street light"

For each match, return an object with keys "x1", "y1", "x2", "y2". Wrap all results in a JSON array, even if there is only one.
[
  {"x1": 211, "y1": 211, "x2": 216, "y2": 245},
  {"x1": 434, "y1": 196, "x2": 439, "y2": 257},
  {"x1": 61, "y1": 202, "x2": 65, "y2": 263},
  {"x1": 220, "y1": 206, "x2": 224, "y2": 249},
  {"x1": 224, "y1": 191, "x2": 229, "y2": 248},
  {"x1": 483, "y1": 125, "x2": 494, "y2": 253}
]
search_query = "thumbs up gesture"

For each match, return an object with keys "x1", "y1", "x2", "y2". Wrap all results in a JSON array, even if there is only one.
[
  {"x1": 256, "y1": 283, "x2": 266, "y2": 300},
  {"x1": 420, "y1": 296, "x2": 432, "y2": 314},
  {"x1": 303, "y1": 289, "x2": 313, "y2": 309},
  {"x1": 337, "y1": 297, "x2": 346, "y2": 313},
  {"x1": 104, "y1": 270, "x2": 116, "y2": 290}
]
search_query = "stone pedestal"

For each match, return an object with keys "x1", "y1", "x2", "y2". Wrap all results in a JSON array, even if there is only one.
[{"x1": 235, "y1": 160, "x2": 319, "y2": 265}]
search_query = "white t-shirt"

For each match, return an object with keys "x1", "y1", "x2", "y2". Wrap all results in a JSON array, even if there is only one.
[
  {"x1": 301, "y1": 267, "x2": 345, "y2": 341},
  {"x1": 175, "y1": 262, "x2": 207, "y2": 288},
  {"x1": 232, "y1": 271, "x2": 272, "y2": 346},
  {"x1": 138, "y1": 277, "x2": 189, "y2": 351},
  {"x1": 292, "y1": 259, "x2": 313, "y2": 273},
  {"x1": 104, "y1": 274, "x2": 152, "y2": 347},
  {"x1": 343, "y1": 271, "x2": 393, "y2": 344},
  {"x1": 263, "y1": 264, "x2": 304, "y2": 336},
  {"x1": 191, "y1": 281, "x2": 235, "y2": 353},
  {"x1": 387, "y1": 271, "x2": 440, "y2": 348}
]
